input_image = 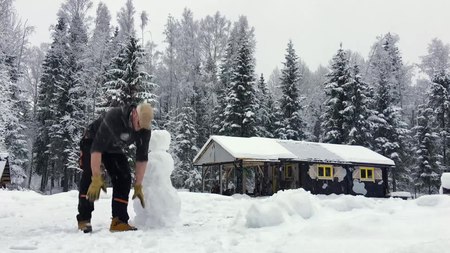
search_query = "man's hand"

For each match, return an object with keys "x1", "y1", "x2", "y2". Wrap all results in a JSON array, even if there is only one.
[
  {"x1": 132, "y1": 184, "x2": 145, "y2": 208},
  {"x1": 86, "y1": 175, "x2": 107, "y2": 202}
]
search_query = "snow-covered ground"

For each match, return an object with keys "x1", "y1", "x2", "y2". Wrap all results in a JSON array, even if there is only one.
[
  {"x1": 1, "y1": 188, "x2": 450, "y2": 253},
  {"x1": 3, "y1": 131, "x2": 448, "y2": 252}
]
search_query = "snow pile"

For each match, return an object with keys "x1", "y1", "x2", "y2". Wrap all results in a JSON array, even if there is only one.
[
  {"x1": 245, "y1": 189, "x2": 316, "y2": 228},
  {"x1": 415, "y1": 194, "x2": 450, "y2": 207},
  {"x1": 244, "y1": 189, "x2": 381, "y2": 228},
  {"x1": 441, "y1": 173, "x2": 450, "y2": 188},
  {"x1": 133, "y1": 130, "x2": 181, "y2": 228}
]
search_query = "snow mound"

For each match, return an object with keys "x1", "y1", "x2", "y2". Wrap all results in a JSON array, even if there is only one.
[
  {"x1": 415, "y1": 195, "x2": 450, "y2": 207},
  {"x1": 441, "y1": 173, "x2": 450, "y2": 189},
  {"x1": 245, "y1": 189, "x2": 316, "y2": 228},
  {"x1": 319, "y1": 194, "x2": 375, "y2": 212}
]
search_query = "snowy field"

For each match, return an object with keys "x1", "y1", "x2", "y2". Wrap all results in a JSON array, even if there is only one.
[{"x1": 1, "y1": 188, "x2": 450, "y2": 253}]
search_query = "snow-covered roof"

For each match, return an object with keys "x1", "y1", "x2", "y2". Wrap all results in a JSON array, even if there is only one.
[
  {"x1": 193, "y1": 136, "x2": 296, "y2": 165},
  {"x1": 0, "y1": 153, "x2": 8, "y2": 160},
  {"x1": 278, "y1": 140, "x2": 395, "y2": 166},
  {"x1": 0, "y1": 154, "x2": 8, "y2": 177},
  {"x1": 0, "y1": 161, "x2": 6, "y2": 178},
  {"x1": 193, "y1": 136, "x2": 395, "y2": 167}
]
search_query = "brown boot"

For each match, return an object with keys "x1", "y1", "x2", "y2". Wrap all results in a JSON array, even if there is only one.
[
  {"x1": 109, "y1": 217, "x2": 138, "y2": 232},
  {"x1": 78, "y1": 220, "x2": 92, "y2": 233}
]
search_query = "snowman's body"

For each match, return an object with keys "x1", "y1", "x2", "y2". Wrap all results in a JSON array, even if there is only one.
[{"x1": 133, "y1": 130, "x2": 181, "y2": 228}]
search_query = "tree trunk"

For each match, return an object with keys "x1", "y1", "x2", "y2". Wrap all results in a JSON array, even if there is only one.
[
  {"x1": 28, "y1": 150, "x2": 34, "y2": 188},
  {"x1": 63, "y1": 165, "x2": 68, "y2": 192}
]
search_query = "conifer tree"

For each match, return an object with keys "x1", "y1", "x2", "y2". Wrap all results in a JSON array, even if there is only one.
[
  {"x1": 320, "y1": 46, "x2": 351, "y2": 144},
  {"x1": 367, "y1": 34, "x2": 410, "y2": 191},
  {"x1": 411, "y1": 105, "x2": 440, "y2": 194},
  {"x1": 0, "y1": 61, "x2": 13, "y2": 150},
  {"x1": 62, "y1": 11, "x2": 90, "y2": 191},
  {"x1": 427, "y1": 73, "x2": 450, "y2": 168},
  {"x1": 34, "y1": 17, "x2": 70, "y2": 192},
  {"x1": 344, "y1": 65, "x2": 373, "y2": 147},
  {"x1": 1, "y1": 55, "x2": 29, "y2": 185},
  {"x1": 276, "y1": 40, "x2": 305, "y2": 140},
  {"x1": 255, "y1": 74, "x2": 274, "y2": 137},
  {"x1": 103, "y1": 36, "x2": 157, "y2": 107},
  {"x1": 171, "y1": 107, "x2": 199, "y2": 188},
  {"x1": 192, "y1": 83, "x2": 209, "y2": 147},
  {"x1": 220, "y1": 36, "x2": 257, "y2": 137},
  {"x1": 212, "y1": 40, "x2": 234, "y2": 134},
  {"x1": 214, "y1": 16, "x2": 254, "y2": 135}
]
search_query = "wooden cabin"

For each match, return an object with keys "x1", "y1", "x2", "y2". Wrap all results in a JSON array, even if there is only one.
[
  {"x1": 193, "y1": 136, "x2": 395, "y2": 198},
  {"x1": 0, "y1": 153, "x2": 11, "y2": 188}
]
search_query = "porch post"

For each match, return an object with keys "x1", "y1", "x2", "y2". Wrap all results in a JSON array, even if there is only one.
[
  {"x1": 219, "y1": 164, "x2": 223, "y2": 194},
  {"x1": 202, "y1": 166, "x2": 205, "y2": 193}
]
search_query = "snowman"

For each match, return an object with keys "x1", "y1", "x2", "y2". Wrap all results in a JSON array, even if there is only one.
[{"x1": 133, "y1": 130, "x2": 181, "y2": 228}]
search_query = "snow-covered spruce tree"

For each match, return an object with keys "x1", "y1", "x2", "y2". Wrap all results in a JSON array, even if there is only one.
[
  {"x1": 275, "y1": 40, "x2": 305, "y2": 140},
  {"x1": 103, "y1": 36, "x2": 158, "y2": 107},
  {"x1": 306, "y1": 66, "x2": 329, "y2": 142},
  {"x1": 0, "y1": 59, "x2": 14, "y2": 152},
  {"x1": 0, "y1": 54, "x2": 29, "y2": 186},
  {"x1": 255, "y1": 74, "x2": 275, "y2": 137},
  {"x1": 171, "y1": 107, "x2": 199, "y2": 189},
  {"x1": 100, "y1": 36, "x2": 158, "y2": 176},
  {"x1": 320, "y1": 45, "x2": 351, "y2": 144},
  {"x1": 220, "y1": 36, "x2": 257, "y2": 137},
  {"x1": 0, "y1": 0, "x2": 33, "y2": 186},
  {"x1": 411, "y1": 105, "x2": 440, "y2": 194},
  {"x1": 3, "y1": 82, "x2": 29, "y2": 186},
  {"x1": 344, "y1": 64, "x2": 373, "y2": 147},
  {"x1": 367, "y1": 34, "x2": 410, "y2": 191},
  {"x1": 177, "y1": 9, "x2": 210, "y2": 149},
  {"x1": 214, "y1": 16, "x2": 254, "y2": 135},
  {"x1": 61, "y1": 10, "x2": 90, "y2": 191},
  {"x1": 212, "y1": 40, "x2": 234, "y2": 134},
  {"x1": 427, "y1": 73, "x2": 450, "y2": 168},
  {"x1": 34, "y1": 17, "x2": 70, "y2": 192},
  {"x1": 192, "y1": 83, "x2": 210, "y2": 148}
]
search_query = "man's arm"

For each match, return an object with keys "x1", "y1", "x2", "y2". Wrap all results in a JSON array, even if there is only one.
[
  {"x1": 135, "y1": 161, "x2": 147, "y2": 185},
  {"x1": 91, "y1": 152, "x2": 102, "y2": 177}
]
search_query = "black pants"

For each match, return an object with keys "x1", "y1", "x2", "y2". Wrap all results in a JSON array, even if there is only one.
[{"x1": 77, "y1": 139, "x2": 131, "y2": 223}]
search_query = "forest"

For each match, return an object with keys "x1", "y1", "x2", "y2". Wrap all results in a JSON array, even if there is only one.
[{"x1": 1, "y1": 0, "x2": 449, "y2": 195}]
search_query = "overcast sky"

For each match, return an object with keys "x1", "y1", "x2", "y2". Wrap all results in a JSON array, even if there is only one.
[{"x1": 14, "y1": 0, "x2": 450, "y2": 76}]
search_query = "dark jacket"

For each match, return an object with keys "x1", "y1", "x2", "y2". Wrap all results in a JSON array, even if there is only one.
[{"x1": 84, "y1": 105, "x2": 151, "y2": 162}]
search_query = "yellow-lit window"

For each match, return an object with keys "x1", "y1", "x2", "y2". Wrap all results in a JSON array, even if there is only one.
[
  {"x1": 318, "y1": 165, "x2": 333, "y2": 180},
  {"x1": 360, "y1": 167, "x2": 375, "y2": 182},
  {"x1": 285, "y1": 164, "x2": 293, "y2": 179}
]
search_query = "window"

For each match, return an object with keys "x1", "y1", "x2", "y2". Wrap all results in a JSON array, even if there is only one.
[
  {"x1": 285, "y1": 164, "x2": 293, "y2": 179},
  {"x1": 317, "y1": 165, "x2": 333, "y2": 180},
  {"x1": 360, "y1": 167, "x2": 375, "y2": 182}
]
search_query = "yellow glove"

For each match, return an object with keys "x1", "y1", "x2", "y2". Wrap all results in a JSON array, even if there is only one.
[
  {"x1": 86, "y1": 175, "x2": 107, "y2": 202},
  {"x1": 132, "y1": 184, "x2": 145, "y2": 208}
]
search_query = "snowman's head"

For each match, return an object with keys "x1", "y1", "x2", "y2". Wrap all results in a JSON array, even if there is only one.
[{"x1": 149, "y1": 130, "x2": 171, "y2": 152}]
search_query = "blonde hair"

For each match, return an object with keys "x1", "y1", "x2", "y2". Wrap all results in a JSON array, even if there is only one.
[{"x1": 136, "y1": 102, "x2": 153, "y2": 129}]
